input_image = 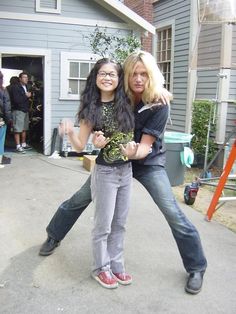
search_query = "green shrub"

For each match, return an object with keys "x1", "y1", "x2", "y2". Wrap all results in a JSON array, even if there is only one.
[{"x1": 191, "y1": 100, "x2": 218, "y2": 162}]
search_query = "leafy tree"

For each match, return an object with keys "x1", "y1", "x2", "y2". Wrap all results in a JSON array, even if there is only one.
[{"x1": 84, "y1": 26, "x2": 141, "y2": 63}]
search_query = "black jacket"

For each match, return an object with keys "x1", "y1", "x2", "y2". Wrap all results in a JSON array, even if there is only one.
[
  {"x1": 10, "y1": 83, "x2": 30, "y2": 113},
  {"x1": 0, "y1": 88, "x2": 12, "y2": 123}
]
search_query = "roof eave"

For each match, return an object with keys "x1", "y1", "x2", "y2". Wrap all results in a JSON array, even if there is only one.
[{"x1": 93, "y1": 0, "x2": 155, "y2": 35}]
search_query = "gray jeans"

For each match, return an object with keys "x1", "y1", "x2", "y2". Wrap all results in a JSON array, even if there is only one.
[{"x1": 91, "y1": 162, "x2": 132, "y2": 274}]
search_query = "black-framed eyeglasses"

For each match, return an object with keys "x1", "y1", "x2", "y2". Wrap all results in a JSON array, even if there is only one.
[{"x1": 97, "y1": 71, "x2": 118, "y2": 79}]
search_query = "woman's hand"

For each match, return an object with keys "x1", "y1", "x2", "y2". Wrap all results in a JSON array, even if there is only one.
[
  {"x1": 92, "y1": 131, "x2": 110, "y2": 149},
  {"x1": 58, "y1": 119, "x2": 74, "y2": 137},
  {"x1": 158, "y1": 88, "x2": 173, "y2": 105},
  {"x1": 120, "y1": 141, "x2": 139, "y2": 159}
]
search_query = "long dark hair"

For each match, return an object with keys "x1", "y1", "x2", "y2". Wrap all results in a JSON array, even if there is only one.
[{"x1": 78, "y1": 58, "x2": 134, "y2": 132}]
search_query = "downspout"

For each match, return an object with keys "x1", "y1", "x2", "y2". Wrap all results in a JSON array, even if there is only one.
[
  {"x1": 185, "y1": 0, "x2": 199, "y2": 134},
  {"x1": 215, "y1": 23, "x2": 232, "y2": 144}
]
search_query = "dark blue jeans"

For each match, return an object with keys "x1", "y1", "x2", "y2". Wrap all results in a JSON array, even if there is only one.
[{"x1": 47, "y1": 164, "x2": 207, "y2": 273}]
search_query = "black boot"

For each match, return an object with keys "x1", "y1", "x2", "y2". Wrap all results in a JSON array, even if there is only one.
[
  {"x1": 185, "y1": 271, "x2": 204, "y2": 295},
  {"x1": 39, "y1": 237, "x2": 60, "y2": 256}
]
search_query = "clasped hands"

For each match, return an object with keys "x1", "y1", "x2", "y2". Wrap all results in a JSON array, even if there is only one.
[{"x1": 92, "y1": 131, "x2": 139, "y2": 159}]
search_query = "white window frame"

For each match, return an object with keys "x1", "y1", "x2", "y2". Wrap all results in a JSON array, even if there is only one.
[
  {"x1": 60, "y1": 52, "x2": 99, "y2": 100},
  {"x1": 36, "y1": 0, "x2": 61, "y2": 14},
  {"x1": 154, "y1": 20, "x2": 175, "y2": 92}
]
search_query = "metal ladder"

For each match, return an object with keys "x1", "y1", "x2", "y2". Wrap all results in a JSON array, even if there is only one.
[{"x1": 206, "y1": 139, "x2": 236, "y2": 221}]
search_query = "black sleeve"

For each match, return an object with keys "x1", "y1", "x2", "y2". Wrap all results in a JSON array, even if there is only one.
[
  {"x1": 142, "y1": 105, "x2": 169, "y2": 139},
  {"x1": 3, "y1": 89, "x2": 12, "y2": 122}
]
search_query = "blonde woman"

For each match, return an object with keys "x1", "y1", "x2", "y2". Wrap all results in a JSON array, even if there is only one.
[{"x1": 120, "y1": 51, "x2": 207, "y2": 295}]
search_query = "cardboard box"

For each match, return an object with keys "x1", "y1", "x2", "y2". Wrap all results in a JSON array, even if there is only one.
[{"x1": 83, "y1": 155, "x2": 97, "y2": 172}]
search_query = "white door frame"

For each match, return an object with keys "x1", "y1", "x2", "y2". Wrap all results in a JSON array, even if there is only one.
[{"x1": 0, "y1": 47, "x2": 52, "y2": 155}]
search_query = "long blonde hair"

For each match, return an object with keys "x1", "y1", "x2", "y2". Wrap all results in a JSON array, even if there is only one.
[{"x1": 123, "y1": 51, "x2": 165, "y2": 106}]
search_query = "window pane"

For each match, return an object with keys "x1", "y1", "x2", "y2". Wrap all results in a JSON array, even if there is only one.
[
  {"x1": 161, "y1": 51, "x2": 165, "y2": 61},
  {"x1": 162, "y1": 40, "x2": 166, "y2": 50},
  {"x1": 79, "y1": 80, "x2": 86, "y2": 94},
  {"x1": 70, "y1": 62, "x2": 79, "y2": 78},
  {"x1": 90, "y1": 63, "x2": 95, "y2": 71},
  {"x1": 40, "y1": 0, "x2": 57, "y2": 9},
  {"x1": 80, "y1": 63, "x2": 90, "y2": 78},
  {"x1": 69, "y1": 80, "x2": 78, "y2": 94},
  {"x1": 167, "y1": 49, "x2": 171, "y2": 60}
]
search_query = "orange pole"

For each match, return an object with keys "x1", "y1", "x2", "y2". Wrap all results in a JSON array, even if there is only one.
[{"x1": 206, "y1": 140, "x2": 236, "y2": 221}]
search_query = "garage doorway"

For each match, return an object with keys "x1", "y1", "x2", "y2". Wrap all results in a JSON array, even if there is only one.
[{"x1": 2, "y1": 56, "x2": 44, "y2": 152}]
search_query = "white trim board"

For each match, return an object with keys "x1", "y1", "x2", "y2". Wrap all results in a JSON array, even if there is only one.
[
  {"x1": 0, "y1": 47, "x2": 52, "y2": 155},
  {"x1": 0, "y1": 11, "x2": 132, "y2": 30}
]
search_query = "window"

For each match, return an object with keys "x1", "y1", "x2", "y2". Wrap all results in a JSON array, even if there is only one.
[
  {"x1": 36, "y1": 0, "x2": 61, "y2": 14},
  {"x1": 156, "y1": 27, "x2": 172, "y2": 91},
  {"x1": 60, "y1": 52, "x2": 98, "y2": 100}
]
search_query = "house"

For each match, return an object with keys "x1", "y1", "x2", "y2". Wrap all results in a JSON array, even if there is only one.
[
  {"x1": 125, "y1": 0, "x2": 236, "y2": 149},
  {"x1": 0, "y1": 0, "x2": 155, "y2": 155}
]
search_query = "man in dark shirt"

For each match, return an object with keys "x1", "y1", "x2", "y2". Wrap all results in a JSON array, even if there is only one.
[{"x1": 11, "y1": 72, "x2": 32, "y2": 153}]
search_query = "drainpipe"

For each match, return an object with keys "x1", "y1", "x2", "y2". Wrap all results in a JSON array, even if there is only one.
[
  {"x1": 185, "y1": 0, "x2": 199, "y2": 134},
  {"x1": 215, "y1": 23, "x2": 232, "y2": 144}
]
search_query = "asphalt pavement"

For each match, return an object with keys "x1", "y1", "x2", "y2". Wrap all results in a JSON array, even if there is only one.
[{"x1": 0, "y1": 151, "x2": 236, "y2": 314}]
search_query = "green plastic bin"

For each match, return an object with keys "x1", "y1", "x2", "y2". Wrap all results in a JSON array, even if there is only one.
[{"x1": 164, "y1": 132, "x2": 193, "y2": 186}]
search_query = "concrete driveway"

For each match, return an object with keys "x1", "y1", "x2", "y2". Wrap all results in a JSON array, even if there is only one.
[{"x1": 0, "y1": 152, "x2": 236, "y2": 314}]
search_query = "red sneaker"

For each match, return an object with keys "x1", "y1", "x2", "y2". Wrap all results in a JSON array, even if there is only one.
[
  {"x1": 92, "y1": 270, "x2": 118, "y2": 289},
  {"x1": 113, "y1": 272, "x2": 132, "y2": 285}
]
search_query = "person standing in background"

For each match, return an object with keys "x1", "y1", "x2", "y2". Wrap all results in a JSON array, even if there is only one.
[
  {"x1": 0, "y1": 71, "x2": 12, "y2": 167},
  {"x1": 11, "y1": 72, "x2": 32, "y2": 153},
  {"x1": 7, "y1": 76, "x2": 20, "y2": 103}
]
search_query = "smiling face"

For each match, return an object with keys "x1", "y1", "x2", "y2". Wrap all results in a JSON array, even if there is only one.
[{"x1": 96, "y1": 63, "x2": 119, "y2": 101}]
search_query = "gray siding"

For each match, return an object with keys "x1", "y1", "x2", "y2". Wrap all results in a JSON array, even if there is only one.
[
  {"x1": 232, "y1": 25, "x2": 236, "y2": 67},
  {"x1": 0, "y1": 0, "x2": 124, "y2": 22},
  {"x1": 153, "y1": 0, "x2": 191, "y2": 132},
  {"x1": 230, "y1": 26, "x2": 236, "y2": 99},
  {"x1": 229, "y1": 69, "x2": 236, "y2": 99},
  {"x1": 197, "y1": 24, "x2": 221, "y2": 69},
  {"x1": 0, "y1": 0, "x2": 35, "y2": 14},
  {"x1": 226, "y1": 103, "x2": 236, "y2": 137},
  {"x1": 227, "y1": 48, "x2": 236, "y2": 138},
  {"x1": 0, "y1": 0, "x2": 131, "y2": 129},
  {"x1": 196, "y1": 24, "x2": 236, "y2": 141},
  {"x1": 153, "y1": 0, "x2": 235, "y2": 146},
  {"x1": 195, "y1": 69, "x2": 219, "y2": 99}
]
